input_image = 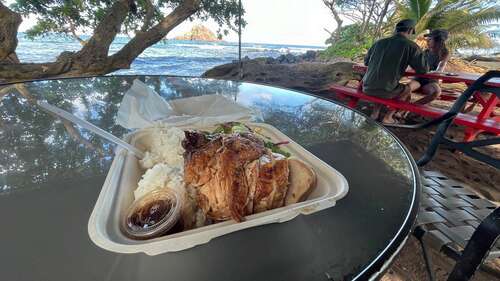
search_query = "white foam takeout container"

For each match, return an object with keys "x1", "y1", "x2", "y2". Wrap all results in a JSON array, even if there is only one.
[{"x1": 88, "y1": 123, "x2": 349, "y2": 255}]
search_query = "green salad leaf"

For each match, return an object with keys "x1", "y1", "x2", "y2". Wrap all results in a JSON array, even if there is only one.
[
  {"x1": 212, "y1": 122, "x2": 291, "y2": 157},
  {"x1": 264, "y1": 141, "x2": 291, "y2": 158},
  {"x1": 213, "y1": 122, "x2": 249, "y2": 134}
]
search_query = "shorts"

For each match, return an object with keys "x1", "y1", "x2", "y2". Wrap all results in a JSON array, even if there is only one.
[{"x1": 363, "y1": 84, "x2": 408, "y2": 99}]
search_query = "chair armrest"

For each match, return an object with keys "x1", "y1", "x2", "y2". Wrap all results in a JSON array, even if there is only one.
[{"x1": 447, "y1": 207, "x2": 500, "y2": 281}]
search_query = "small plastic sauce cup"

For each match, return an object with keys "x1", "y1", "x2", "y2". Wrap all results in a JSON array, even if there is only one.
[{"x1": 122, "y1": 188, "x2": 182, "y2": 240}]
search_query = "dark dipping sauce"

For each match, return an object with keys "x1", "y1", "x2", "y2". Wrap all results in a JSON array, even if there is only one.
[{"x1": 127, "y1": 200, "x2": 172, "y2": 230}]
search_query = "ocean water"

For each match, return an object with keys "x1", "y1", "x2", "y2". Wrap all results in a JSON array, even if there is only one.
[{"x1": 15, "y1": 33, "x2": 324, "y2": 76}]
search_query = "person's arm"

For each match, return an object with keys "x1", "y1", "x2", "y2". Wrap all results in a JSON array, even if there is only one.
[
  {"x1": 364, "y1": 45, "x2": 374, "y2": 66},
  {"x1": 436, "y1": 54, "x2": 450, "y2": 72},
  {"x1": 409, "y1": 45, "x2": 429, "y2": 74}
]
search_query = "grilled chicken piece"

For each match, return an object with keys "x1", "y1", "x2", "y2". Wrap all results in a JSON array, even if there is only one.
[
  {"x1": 250, "y1": 153, "x2": 289, "y2": 213},
  {"x1": 183, "y1": 131, "x2": 265, "y2": 222},
  {"x1": 183, "y1": 132, "x2": 222, "y2": 188}
]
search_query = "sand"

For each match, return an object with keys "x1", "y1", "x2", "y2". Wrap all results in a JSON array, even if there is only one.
[
  {"x1": 361, "y1": 59, "x2": 500, "y2": 280},
  {"x1": 381, "y1": 236, "x2": 500, "y2": 281},
  {"x1": 380, "y1": 118, "x2": 500, "y2": 280}
]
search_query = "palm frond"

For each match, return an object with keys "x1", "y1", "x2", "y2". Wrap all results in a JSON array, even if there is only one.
[
  {"x1": 404, "y1": 0, "x2": 432, "y2": 20},
  {"x1": 414, "y1": 0, "x2": 456, "y2": 32},
  {"x1": 446, "y1": 7, "x2": 500, "y2": 33},
  {"x1": 398, "y1": 0, "x2": 498, "y2": 50},
  {"x1": 447, "y1": 30, "x2": 494, "y2": 49},
  {"x1": 395, "y1": 1, "x2": 413, "y2": 20}
]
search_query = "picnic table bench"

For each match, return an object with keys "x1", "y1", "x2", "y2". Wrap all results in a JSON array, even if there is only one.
[{"x1": 330, "y1": 64, "x2": 500, "y2": 142}]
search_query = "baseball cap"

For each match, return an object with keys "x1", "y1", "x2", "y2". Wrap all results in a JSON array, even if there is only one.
[
  {"x1": 424, "y1": 29, "x2": 449, "y2": 41},
  {"x1": 396, "y1": 19, "x2": 417, "y2": 34}
]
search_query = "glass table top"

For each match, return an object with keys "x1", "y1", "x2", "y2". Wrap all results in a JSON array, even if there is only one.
[{"x1": 0, "y1": 76, "x2": 420, "y2": 281}]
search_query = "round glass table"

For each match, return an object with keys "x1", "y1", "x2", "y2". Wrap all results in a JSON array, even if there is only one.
[{"x1": 0, "y1": 76, "x2": 420, "y2": 281}]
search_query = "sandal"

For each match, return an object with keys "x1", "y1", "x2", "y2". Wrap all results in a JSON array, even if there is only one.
[
  {"x1": 394, "y1": 110, "x2": 410, "y2": 119},
  {"x1": 382, "y1": 118, "x2": 414, "y2": 128}
]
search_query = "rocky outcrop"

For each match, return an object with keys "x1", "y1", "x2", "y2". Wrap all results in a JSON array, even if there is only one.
[
  {"x1": 268, "y1": 50, "x2": 318, "y2": 64},
  {"x1": 202, "y1": 57, "x2": 361, "y2": 93},
  {"x1": 174, "y1": 25, "x2": 219, "y2": 41}
]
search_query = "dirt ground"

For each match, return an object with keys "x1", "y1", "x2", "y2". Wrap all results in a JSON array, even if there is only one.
[
  {"x1": 381, "y1": 236, "x2": 500, "y2": 281},
  {"x1": 357, "y1": 59, "x2": 500, "y2": 280},
  {"x1": 380, "y1": 120, "x2": 500, "y2": 281},
  {"x1": 352, "y1": 98, "x2": 500, "y2": 280}
]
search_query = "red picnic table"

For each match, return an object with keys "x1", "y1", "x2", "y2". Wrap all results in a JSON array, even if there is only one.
[{"x1": 331, "y1": 64, "x2": 500, "y2": 141}]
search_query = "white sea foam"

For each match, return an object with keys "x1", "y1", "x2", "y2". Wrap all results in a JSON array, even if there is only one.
[{"x1": 174, "y1": 43, "x2": 227, "y2": 50}]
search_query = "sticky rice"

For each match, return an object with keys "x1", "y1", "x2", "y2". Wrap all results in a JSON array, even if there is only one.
[
  {"x1": 139, "y1": 126, "x2": 185, "y2": 170},
  {"x1": 134, "y1": 163, "x2": 184, "y2": 200}
]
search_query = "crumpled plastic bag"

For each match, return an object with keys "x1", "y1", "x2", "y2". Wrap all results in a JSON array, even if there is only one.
[
  {"x1": 116, "y1": 79, "x2": 174, "y2": 129},
  {"x1": 117, "y1": 79, "x2": 256, "y2": 129}
]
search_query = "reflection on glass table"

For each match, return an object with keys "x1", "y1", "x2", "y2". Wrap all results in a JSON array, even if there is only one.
[{"x1": 0, "y1": 76, "x2": 420, "y2": 281}]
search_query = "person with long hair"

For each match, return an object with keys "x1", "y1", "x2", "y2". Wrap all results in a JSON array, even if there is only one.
[{"x1": 413, "y1": 29, "x2": 450, "y2": 105}]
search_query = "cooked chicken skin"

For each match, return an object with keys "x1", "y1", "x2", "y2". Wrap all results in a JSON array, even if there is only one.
[
  {"x1": 183, "y1": 131, "x2": 271, "y2": 222},
  {"x1": 251, "y1": 153, "x2": 289, "y2": 213},
  {"x1": 183, "y1": 130, "x2": 291, "y2": 222}
]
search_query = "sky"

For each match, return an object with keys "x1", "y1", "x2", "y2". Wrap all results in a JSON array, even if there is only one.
[{"x1": 11, "y1": 0, "x2": 336, "y2": 46}]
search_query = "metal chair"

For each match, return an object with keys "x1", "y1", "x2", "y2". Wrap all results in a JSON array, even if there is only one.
[
  {"x1": 410, "y1": 71, "x2": 500, "y2": 281},
  {"x1": 414, "y1": 171, "x2": 499, "y2": 281},
  {"x1": 416, "y1": 70, "x2": 500, "y2": 169}
]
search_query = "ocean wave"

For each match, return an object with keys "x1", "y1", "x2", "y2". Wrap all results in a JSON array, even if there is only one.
[
  {"x1": 242, "y1": 46, "x2": 322, "y2": 54},
  {"x1": 134, "y1": 56, "x2": 230, "y2": 63},
  {"x1": 241, "y1": 45, "x2": 269, "y2": 51},
  {"x1": 15, "y1": 36, "x2": 324, "y2": 76},
  {"x1": 173, "y1": 43, "x2": 227, "y2": 50}
]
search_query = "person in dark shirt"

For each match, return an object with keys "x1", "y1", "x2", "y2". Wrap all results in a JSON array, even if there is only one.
[
  {"x1": 411, "y1": 29, "x2": 450, "y2": 105},
  {"x1": 363, "y1": 19, "x2": 429, "y2": 124}
]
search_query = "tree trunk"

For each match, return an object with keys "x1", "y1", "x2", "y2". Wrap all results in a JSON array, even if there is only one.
[
  {"x1": 322, "y1": 0, "x2": 343, "y2": 41},
  {"x1": 72, "y1": 0, "x2": 131, "y2": 70},
  {"x1": 374, "y1": 0, "x2": 392, "y2": 38},
  {"x1": 108, "y1": 0, "x2": 201, "y2": 71},
  {"x1": 331, "y1": 10, "x2": 343, "y2": 41},
  {"x1": 0, "y1": 0, "x2": 201, "y2": 82},
  {"x1": 0, "y1": 2, "x2": 22, "y2": 62},
  {"x1": 360, "y1": 0, "x2": 377, "y2": 36}
]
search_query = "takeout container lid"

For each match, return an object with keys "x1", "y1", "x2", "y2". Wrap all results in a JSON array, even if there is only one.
[{"x1": 88, "y1": 123, "x2": 349, "y2": 255}]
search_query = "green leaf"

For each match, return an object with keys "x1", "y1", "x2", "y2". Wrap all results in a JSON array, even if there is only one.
[
  {"x1": 396, "y1": 0, "x2": 499, "y2": 50},
  {"x1": 11, "y1": 0, "x2": 244, "y2": 39}
]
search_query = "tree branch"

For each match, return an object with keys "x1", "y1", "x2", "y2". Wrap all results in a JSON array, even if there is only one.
[
  {"x1": 361, "y1": 0, "x2": 378, "y2": 34},
  {"x1": 74, "y1": 0, "x2": 131, "y2": 66},
  {"x1": 68, "y1": 19, "x2": 86, "y2": 46},
  {"x1": 344, "y1": 12, "x2": 363, "y2": 22},
  {"x1": 323, "y1": 0, "x2": 343, "y2": 40},
  {"x1": 0, "y1": 54, "x2": 73, "y2": 81},
  {"x1": 374, "y1": 0, "x2": 393, "y2": 38},
  {"x1": 13, "y1": 83, "x2": 103, "y2": 154},
  {"x1": 109, "y1": 0, "x2": 201, "y2": 71},
  {"x1": 0, "y1": 0, "x2": 201, "y2": 81},
  {"x1": 140, "y1": 0, "x2": 155, "y2": 32},
  {"x1": 0, "y1": 85, "x2": 15, "y2": 100}
]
